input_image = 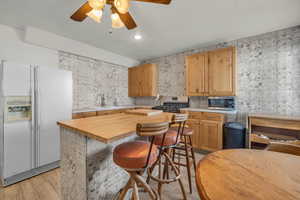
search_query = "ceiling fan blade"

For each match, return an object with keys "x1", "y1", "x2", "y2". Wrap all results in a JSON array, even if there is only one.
[
  {"x1": 133, "y1": 0, "x2": 171, "y2": 4},
  {"x1": 70, "y1": 2, "x2": 93, "y2": 22},
  {"x1": 112, "y1": 7, "x2": 137, "y2": 30}
]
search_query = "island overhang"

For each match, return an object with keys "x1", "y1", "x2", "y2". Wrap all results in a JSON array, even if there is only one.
[{"x1": 57, "y1": 112, "x2": 174, "y2": 143}]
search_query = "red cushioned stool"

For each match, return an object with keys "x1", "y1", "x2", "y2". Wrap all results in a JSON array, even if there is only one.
[
  {"x1": 147, "y1": 114, "x2": 188, "y2": 200},
  {"x1": 113, "y1": 122, "x2": 169, "y2": 200}
]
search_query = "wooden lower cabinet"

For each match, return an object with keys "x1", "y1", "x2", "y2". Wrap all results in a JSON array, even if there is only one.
[
  {"x1": 184, "y1": 111, "x2": 225, "y2": 151},
  {"x1": 187, "y1": 119, "x2": 201, "y2": 148},
  {"x1": 199, "y1": 120, "x2": 223, "y2": 151}
]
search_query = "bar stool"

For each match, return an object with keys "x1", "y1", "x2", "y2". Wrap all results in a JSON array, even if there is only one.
[
  {"x1": 147, "y1": 114, "x2": 188, "y2": 199},
  {"x1": 170, "y1": 117, "x2": 197, "y2": 194},
  {"x1": 113, "y1": 122, "x2": 169, "y2": 200}
]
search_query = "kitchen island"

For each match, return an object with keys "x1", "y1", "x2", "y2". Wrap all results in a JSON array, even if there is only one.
[{"x1": 57, "y1": 112, "x2": 173, "y2": 200}]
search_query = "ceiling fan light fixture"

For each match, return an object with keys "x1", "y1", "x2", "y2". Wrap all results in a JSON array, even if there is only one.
[
  {"x1": 114, "y1": 0, "x2": 130, "y2": 14},
  {"x1": 88, "y1": 0, "x2": 106, "y2": 10},
  {"x1": 87, "y1": 9, "x2": 103, "y2": 23},
  {"x1": 134, "y1": 33, "x2": 142, "y2": 40},
  {"x1": 111, "y1": 13, "x2": 125, "y2": 28}
]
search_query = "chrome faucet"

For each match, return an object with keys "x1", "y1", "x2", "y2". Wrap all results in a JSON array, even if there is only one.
[
  {"x1": 96, "y1": 93, "x2": 106, "y2": 107},
  {"x1": 113, "y1": 98, "x2": 118, "y2": 106},
  {"x1": 101, "y1": 94, "x2": 106, "y2": 107},
  {"x1": 96, "y1": 93, "x2": 102, "y2": 106}
]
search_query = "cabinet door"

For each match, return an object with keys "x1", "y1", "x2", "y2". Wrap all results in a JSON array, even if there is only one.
[
  {"x1": 185, "y1": 53, "x2": 208, "y2": 96},
  {"x1": 199, "y1": 120, "x2": 223, "y2": 151},
  {"x1": 128, "y1": 67, "x2": 140, "y2": 97},
  {"x1": 187, "y1": 120, "x2": 201, "y2": 149},
  {"x1": 128, "y1": 64, "x2": 157, "y2": 97},
  {"x1": 208, "y1": 47, "x2": 236, "y2": 96},
  {"x1": 140, "y1": 64, "x2": 157, "y2": 96}
]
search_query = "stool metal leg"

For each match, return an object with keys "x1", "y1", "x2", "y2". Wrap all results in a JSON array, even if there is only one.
[
  {"x1": 164, "y1": 152, "x2": 187, "y2": 200},
  {"x1": 131, "y1": 178, "x2": 139, "y2": 200},
  {"x1": 119, "y1": 171, "x2": 159, "y2": 200},
  {"x1": 189, "y1": 135, "x2": 197, "y2": 172},
  {"x1": 184, "y1": 136, "x2": 193, "y2": 193},
  {"x1": 132, "y1": 173, "x2": 158, "y2": 200},
  {"x1": 147, "y1": 150, "x2": 187, "y2": 200},
  {"x1": 119, "y1": 177, "x2": 133, "y2": 200}
]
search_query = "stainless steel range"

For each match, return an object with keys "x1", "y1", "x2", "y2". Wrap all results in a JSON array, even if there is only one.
[{"x1": 152, "y1": 96, "x2": 189, "y2": 113}]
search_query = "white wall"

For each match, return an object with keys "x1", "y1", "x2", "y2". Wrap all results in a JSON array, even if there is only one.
[
  {"x1": 0, "y1": 24, "x2": 140, "y2": 68},
  {"x1": 25, "y1": 27, "x2": 140, "y2": 67},
  {"x1": 0, "y1": 24, "x2": 59, "y2": 68}
]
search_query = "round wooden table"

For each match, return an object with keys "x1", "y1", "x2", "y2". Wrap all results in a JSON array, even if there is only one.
[{"x1": 196, "y1": 149, "x2": 300, "y2": 200}]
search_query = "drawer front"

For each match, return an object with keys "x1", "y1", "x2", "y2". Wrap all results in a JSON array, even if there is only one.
[
  {"x1": 97, "y1": 109, "x2": 129, "y2": 116},
  {"x1": 72, "y1": 113, "x2": 81, "y2": 119},
  {"x1": 97, "y1": 110, "x2": 114, "y2": 115},
  {"x1": 187, "y1": 111, "x2": 202, "y2": 119},
  {"x1": 72, "y1": 111, "x2": 97, "y2": 119},
  {"x1": 82, "y1": 111, "x2": 97, "y2": 117},
  {"x1": 187, "y1": 119, "x2": 200, "y2": 126},
  {"x1": 202, "y1": 112, "x2": 224, "y2": 122}
]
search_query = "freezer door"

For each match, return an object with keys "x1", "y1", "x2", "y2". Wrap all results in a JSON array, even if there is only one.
[
  {"x1": 2, "y1": 61, "x2": 31, "y2": 96},
  {"x1": 2, "y1": 61, "x2": 34, "y2": 179},
  {"x1": 3, "y1": 119, "x2": 33, "y2": 178},
  {"x1": 36, "y1": 67, "x2": 72, "y2": 167}
]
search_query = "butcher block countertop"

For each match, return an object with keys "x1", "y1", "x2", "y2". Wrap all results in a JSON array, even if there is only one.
[{"x1": 57, "y1": 112, "x2": 174, "y2": 143}]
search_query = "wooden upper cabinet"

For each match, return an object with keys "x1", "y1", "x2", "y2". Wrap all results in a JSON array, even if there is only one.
[
  {"x1": 185, "y1": 52, "x2": 208, "y2": 96},
  {"x1": 208, "y1": 47, "x2": 236, "y2": 96},
  {"x1": 128, "y1": 63, "x2": 157, "y2": 97},
  {"x1": 185, "y1": 46, "x2": 236, "y2": 97},
  {"x1": 128, "y1": 66, "x2": 140, "y2": 97}
]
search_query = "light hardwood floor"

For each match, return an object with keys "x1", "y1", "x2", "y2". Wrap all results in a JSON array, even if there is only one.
[
  {"x1": 0, "y1": 153, "x2": 204, "y2": 200},
  {"x1": 0, "y1": 169, "x2": 60, "y2": 200}
]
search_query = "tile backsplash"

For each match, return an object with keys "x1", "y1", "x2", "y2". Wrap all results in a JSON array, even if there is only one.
[
  {"x1": 136, "y1": 26, "x2": 300, "y2": 123},
  {"x1": 59, "y1": 52, "x2": 134, "y2": 110}
]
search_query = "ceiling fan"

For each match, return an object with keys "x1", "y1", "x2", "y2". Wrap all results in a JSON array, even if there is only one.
[{"x1": 70, "y1": 0, "x2": 172, "y2": 30}]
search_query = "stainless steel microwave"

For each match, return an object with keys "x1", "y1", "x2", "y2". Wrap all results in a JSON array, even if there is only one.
[{"x1": 208, "y1": 97, "x2": 235, "y2": 111}]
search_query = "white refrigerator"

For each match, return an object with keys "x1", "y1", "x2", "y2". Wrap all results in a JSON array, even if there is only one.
[{"x1": 0, "y1": 60, "x2": 72, "y2": 186}]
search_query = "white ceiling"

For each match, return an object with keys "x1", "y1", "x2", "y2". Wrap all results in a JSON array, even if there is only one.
[{"x1": 0, "y1": 0, "x2": 300, "y2": 61}]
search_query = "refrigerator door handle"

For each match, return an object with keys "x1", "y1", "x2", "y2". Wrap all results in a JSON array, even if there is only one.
[
  {"x1": 34, "y1": 66, "x2": 40, "y2": 167},
  {"x1": 30, "y1": 66, "x2": 35, "y2": 169},
  {"x1": 1, "y1": 60, "x2": 4, "y2": 92}
]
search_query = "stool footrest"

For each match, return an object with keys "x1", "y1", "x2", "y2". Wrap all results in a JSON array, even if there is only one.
[
  {"x1": 173, "y1": 160, "x2": 194, "y2": 167},
  {"x1": 173, "y1": 145, "x2": 193, "y2": 150},
  {"x1": 147, "y1": 168, "x2": 181, "y2": 184},
  {"x1": 173, "y1": 152, "x2": 193, "y2": 157}
]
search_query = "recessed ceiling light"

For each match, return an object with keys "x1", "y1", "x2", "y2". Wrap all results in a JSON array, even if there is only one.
[{"x1": 134, "y1": 34, "x2": 142, "y2": 40}]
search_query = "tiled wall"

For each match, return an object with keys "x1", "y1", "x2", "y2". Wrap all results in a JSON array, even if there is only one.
[
  {"x1": 136, "y1": 26, "x2": 300, "y2": 122},
  {"x1": 59, "y1": 51, "x2": 134, "y2": 110}
]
